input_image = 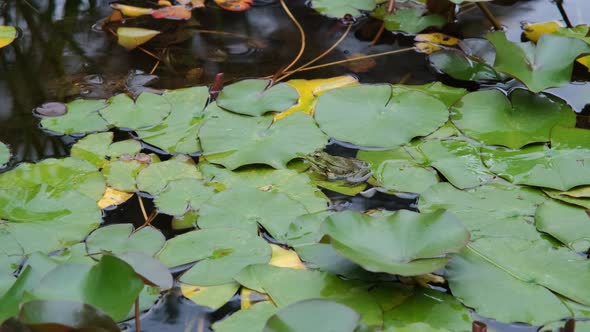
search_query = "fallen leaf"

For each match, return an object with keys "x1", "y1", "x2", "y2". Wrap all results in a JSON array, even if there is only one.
[
  {"x1": 110, "y1": 4, "x2": 154, "y2": 17},
  {"x1": 522, "y1": 21, "x2": 563, "y2": 42},
  {"x1": 415, "y1": 33, "x2": 460, "y2": 46},
  {"x1": 117, "y1": 27, "x2": 161, "y2": 50},
  {"x1": 0, "y1": 26, "x2": 17, "y2": 49},
  {"x1": 98, "y1": 187, "x2": 134, "y2": 209},
  {"x1": 152, "y1": 6, "x2": 192, "y2": 20},
  {"x1": 269, "y1": 244, "x2": 307, "y2": 270}
]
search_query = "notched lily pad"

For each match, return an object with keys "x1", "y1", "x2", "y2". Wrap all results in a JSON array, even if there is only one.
[
  {"x1": 323, "y1": 210, "x2": 470, "y2": 276},
  {"x1": 314, "y1": 84, "x2": 449, "y2": 149},
  {"x1": 85, "y1": 224, "x2": 166, "y2": 257},
  {"x1": 450, "y1": 89, "x2": 575, "y2": 149},
  {"x1": 40, "y1": 99, "x2": 110, "y2": 135},
  {"x1": 217, "y1": 79, "x2": 299, "y2": 117},
  {"x1": 99, "y1": 92, "x2": 171, "y2": 130},
  {"x1": 71, "y1": 132, "x2": 141, "y2": 168}
]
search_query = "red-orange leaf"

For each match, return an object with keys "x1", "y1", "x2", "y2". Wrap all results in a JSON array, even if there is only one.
[
  {"x1": 151, "y1": 5, "x2": 192, "y2": 20},
  {"x1": 214, "y1": 0, "x2": 254, "y2": 12}
]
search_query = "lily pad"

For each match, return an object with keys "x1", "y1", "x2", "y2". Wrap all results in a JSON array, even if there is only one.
[
  {"x1": 40, "y1": 99, "x2": 109, "y2": 135},
  {"x1": 481, "y1": 127, "x2": 590, "y2": 191},
  {"x1": 156, "y1": 228, "x2": 271, "y2": 286},
  {"x1": 311, "y1": 0, "x2": 376, "y2": 18},
  {"x1": 0, "y1": 26, "x2": 17, "y2": 48},
  {"x1": 181, "y1": 282, "x2": 240, "y2": 310},
  {"x1": 136, "y1": 156, "x2": 201, "y2": 195},
  {"x1": 373, "y1": 159, "x2": 439, "y2": 194},
  {"x1": 102, "y1": 160, "x2": 145, "y2": 192},
  {"x1": 213, "y1": 301, "x2": 278, "y2": 332},
  {"x1": 429, "y1": 39, "x2": 504, "y2": 81},
  {"x1": 154, "y1": 178, "x2": 216, "y2": 216},
  {"x1": 264, "y1": 299, "x2": 360, "y2": 332},
  {"x1": 200, "y1": 163, "x2": 328, "y2": 213},
  {"x1": 535, "y1": 200, "x2": 590, "y2": 252},
  {"x1": 450, "y1": 89, "x2": 575, "y2": 149},
  {"x1": 314, "y1": 84, "x2": 449, "y2": 148},
  {"x1": 234, "y1": 264, "x2": 383, "y2": 326},
  {"x1": 0, "y1": 142, "x2": 10, "y2": 167},
  {"x1": 71, "y1": 132, "x2": 141, "y2": 168},
  {"x1": 487, "y1": 32, "x2": 590, "y2": 92},
  {"x1": 417, "y1": 139, "x2": 494, "y2": 189},
  {"x1": 323, "y1": 210, "x2": 470, "y2": 276},
  {"x1": 394, "y1": 82, "x2": 467, "y2": 108},
  {"x1": 543, "y1": 189, "x2": 590, "y2": 210},
  {"x1": 99, "y1": 93, "x2": 171, "y2": 130},
  {"x1": 217, "y1": 79, "x2": 299, "y2": 117},
  {"x1": 85, "y1": 224, "x2": 166, "y2": 257},
  {"x1": 200, "y1": 104, "x2": 327, "y2": 169},
  {"x1": 374, "y1": 7, "x2": 447, "y2": 35},
  {"x1": 197, "y1": 186, "x2": 309, "y2": 242},
  {"x1": 136, "y1": 87, "x2": 209, "y2": 154}
]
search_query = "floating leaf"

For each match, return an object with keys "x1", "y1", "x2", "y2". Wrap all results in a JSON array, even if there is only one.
[
  {"x1": 522, "y1": 21, "x2": 563, "y2": 42},
  {"x1": 323, "y1": 210, "x2": 469, "y2": 276},
  {"x1": 200, "y1": 104, "x2": 327, "y2": 169},
  {"x1": 136, "y1": 156, "x2": 201, "y2": 195},
  {"x1": 393, "y1": 82, "x2": 467, "y2": 109},
  {"x1": 156, "y1": 228, "x2": 271, "y2": 286},
  {"x1": 0, "y1": 26, "x2": 17, "y2": 49},
  {"x1": 269, "y1": 244, "x2": 306, "y2": 270},
  {"x1": 428, "y1": 39, "x2": 504, "y2": 81},
  {"x1": 0, "y1": 142, "x2": 10, "y2": 167},
  {"x1": 213, "y1": 302, "x2": 278, "y2": 332},
  {"x1": 374, "y1": 7, "x2": 446, "y2": 35},
  {"x1": 117, "y1": 27, "x2": 161, "y2": 50},
  {"x1": 181, "y1": 282, "x2": 240, "y2": 309},
  {"x1": 97, "y1": 187, "x2": 134, "y2": 209},
  {"x1": 487, "y1": 32, "x2": 590, "y2": 92},
  {"x1": 197, "y1": 186, "x2": 309, "y2": 242},
  {"x1": 151, "y1": 5, "x2": 192, "y2": 20},
  {"x1": 102, "y1": 159, "x2": 145, "y2": 192},
  {"x1": 311, "y1": 0, "x2": 376, "y2": 18},
  {"x1": 71, "y1": 132, "x2": 141, "y2": 168},
  {"x1": 116, "y1": 251, "x2": 173, "y2": 290},
  {"x1": 99, "y1": 93, "x2": 171, "y2": 130},
  {"x1": 264, "y1": 299, "x2": 360, "y2": 332},
  {"x1": 236, "y1": 264, "x2": 383, "y2": 326},
  {"x1": 535, "y1": 200, "x2": 590, "y2": 252},
  {"x1": 217, "y1": 79, "x2": 298, "y2": 117},
  {"x1": 295, "y1": 243, "x2": 379, "y2": 281},
  {"x1": 40, "y1": 99, "x2": 109, "y2": 135},
  {"x1": 214, "y1": 0, "x2": 254, "y2": 12},
  {"x1": 373, "y1": 159, "x2": 439, "y2": 194},
  {"x1": 110, "y1": 4, "x2": 153, "y2": 17},
  {"x1": 136, "y1": 87, "x2": 209, "y2": 154},
  {"x1": 154, "y1": 178, "x2": 215, "y2": 216},
  {"x1": 481, "y1": 127, "x2": 590, "y2": 191},
  {"x1": 17, "y1": 300, "x2": 120, "y2": 332},
  {"x1": 314, "y1": 84, "x2": 448, "y2": 149},
  {"x1": 86, "y1": 224, "x2": 166, "y2": 257},
  {"x1": 543, "y1": 189, "x2": 590, "y2": 210},
  {"x1": 450, "y1": 89, "x2": 575, "y2": 149}
]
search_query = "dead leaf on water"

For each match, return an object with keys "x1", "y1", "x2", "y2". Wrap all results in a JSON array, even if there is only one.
[
  {"x1": 117, "y1": 27, "x2": 161, "y2": 50},
  {"x1": 98, "y1": 187, "x2": 134, "y2": 209}
]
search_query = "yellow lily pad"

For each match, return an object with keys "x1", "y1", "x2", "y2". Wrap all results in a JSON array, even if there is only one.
[{"x1": 97, "y1": 187, "x2": 134, "y2": 209}]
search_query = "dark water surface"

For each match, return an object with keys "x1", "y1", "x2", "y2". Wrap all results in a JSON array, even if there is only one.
[{"x1": 1, "y1": 0, "x2": 589, "y2": 331}]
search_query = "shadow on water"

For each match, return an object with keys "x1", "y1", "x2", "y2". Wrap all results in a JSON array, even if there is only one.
[{"x1": 1, "y1": 0, "x2": 590, "y2": 331}]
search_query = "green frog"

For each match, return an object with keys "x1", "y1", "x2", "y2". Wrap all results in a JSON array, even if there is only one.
[{"x1": 304, "y1": 151, "x2": 372, "y2": 184}]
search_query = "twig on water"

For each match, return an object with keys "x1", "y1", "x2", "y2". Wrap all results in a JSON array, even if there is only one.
[
  {"x1": 554, "y1": 0, "x2": 573, "y2": 28},
  {"x1": 276, "y1": 0, "x2": 306, "y2": 79},
  {"x1": 371, "y1": 0, "x2": 396, "y2": 46}
]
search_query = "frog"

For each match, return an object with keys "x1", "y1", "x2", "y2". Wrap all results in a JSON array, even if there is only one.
[{"x1": 304, "y1": 151, "x2": 372, "y2": 184}]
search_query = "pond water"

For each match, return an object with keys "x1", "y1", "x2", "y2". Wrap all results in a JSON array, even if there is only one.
[{"x1": 1, "y1": 0, "x2": 589, "y2": 331}]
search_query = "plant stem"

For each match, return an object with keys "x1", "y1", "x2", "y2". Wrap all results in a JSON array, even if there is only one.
[
  {"x1": 135, "y1": 297, "x2": 141, "y2": 332},
  {"x1": 210, "y1": 72, "x2": 225, "y2": 100},
  {"x1": 277, "y1": 0, "x2": 306, "y2": 77},
  {"x1": 371, "y1": 0, "x2": 396, "y2": 46},
  {"x1": 560, "y1": 319, "x2": 575, "y2": 332},
  {"x1": 137, "y1": 194, "x2": 148, "y2": 221},
  {"x1": 472, "y1": 321, "x2": 487, "y2": 332},
  {"x1": 476, "y1": 3, "x2": 502, "y2": 30},
  {"x1": 554, "y1": 0, "x2": 573, "y2": 28}
]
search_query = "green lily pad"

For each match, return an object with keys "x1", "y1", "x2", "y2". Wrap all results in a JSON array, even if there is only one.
[
  {"x1": 314, "y1": 85, "x2": 448, "y2": 149},
  {"x1": 285, "y1": 211, "x2": 332, "y2": 248},
  {"x1": 394, "y1": 82, "x2": 467, "y2": 109},
  {"x1": 136, "y1": 87, "x2": 209, "y2": 154},
  {"x1": 200, "y1": 104, "x2": 327, "y2": 169},
  {"x1": 374, "y1": 7, "x2": 447, "y2": 35},
  {"x1": 181, "y1": 282, "x2": 240, "y2": 310},
  {"x1": 99, "y1": 93, "x2": 171, "y2": 130},
  {"x1": 535, "y1": 200, "x2": 590, "y2": 252},
  {"x1": 213, "y1": 301, "x2": 278, "y2": 332},
  {"x1": 154, "y1": 178, "x2": 216, "y2": 216},
  {"x1": 0, "y1": 142, "x2": 10, "y2": 167},
  {"x1": 543, "y1": 189, "x2": 590, "y2": 210},
  {"x1": 27, "y1": 255, "x2": 144, "y2": 321},
  {"x1": 382, "y1": 287, "x2": 472, "y2": 332},
  {"x1": 40, "y1": 99, "x2": 109, "y2": 135},
  {"x1": 481, "y1": 127, "x2": 590, "y2": 191},
  {"x1": 429, "y1": 39, "x2": 505, "y2": 81},
  {"x1": 85, "y1": 224, "x2": 165, "y2": 257},
  {"x1": 311, "y1": 0, "x2": 376, "y2": 18},
  {"x1": 199, "y1": 163, "x2": 329, "y2": 213},
  {"x1": 217, "y1": 79, "x2": 299, "y2": 117},
  {"x1": 16, "y1": 300, "x2": 119, "y2": 332},
  {"x1": 447, "y1": 246, "x2": 570, "y2": 326},
  {"x1": 450, "y1": 89, "x2": 576, "y2": 149},
  {"x1": 71, "y1": 132, "x2": 141, "y2": 168},
  {"x1": 234, "y1": 264, "x2": 383, "y2": 326},
  {"x1": 264, "y1": 299, "x2": 360, "y2": 332},
  {"x1": 323, "y1": 210, "x2": 470, "y2": 276},
  {"x1": 102, "y1": 159, "x2": 145, "y2": 192},
  {"x1": 136, "y1": 156, "x2": 201, "y2": 195},
  {"x1": 417, "y1": 139, "x2": 494, "y2": 189},
  {"x1": 373, "y1": 159, "x2": 439, "y2": 194},
  {"x1": 487, "y1": 32, "x2": 590, "y2": 92},
  {"x1": 0, "y1": 158, "x2": 106, "y2": 201},
  {"x1": 156, "y1": 228, "x2": 271, "y2": 286},
  {"x1": 197, "y1": 186, "x2": 309, "y2": 242},
  {"x1": 116, "y1": 251, "x2": 173, "y2": 290}
]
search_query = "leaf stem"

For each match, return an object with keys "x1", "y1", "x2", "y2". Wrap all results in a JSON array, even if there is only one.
[
  {"x1": 135, "y1": 297, "x2": 141, "y2": 332},
  {"x1": 137, "y1": 194, "x2": 148, "y2": 221},
  {"x1": 371, "y1": 0, "x2": 396, "y2": 46},
  {"x1": 277, "y1": 0, "x2": 306, "y2": 77},
  {"x1": 554, "y1": 0, "x2": 573, "y2": 28},
  {"x1": 476, "y1": 3, "x2": 502, "y2": 30}
]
